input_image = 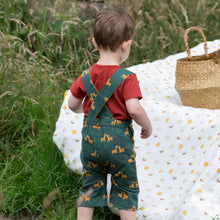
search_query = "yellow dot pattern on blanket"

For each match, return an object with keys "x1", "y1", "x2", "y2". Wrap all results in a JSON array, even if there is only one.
[
  {"x1": 144, "y1": 166, "x2": 149, "y2": 170},
  {"x1": 179, "y1": 144, "x2": 183, "y2": 149},
  {"x1": 72, "y1": 130, "x2": 77, "y2": 134},
  {"x1": 198, "y1": 188, "x2": 203, "y2": 193},
  {"x1": 52, "y1": 41, "x2": 220, "y2": 220},
  {"x1": 203, "y1": 162, "x2": 209, "y2": 167}
]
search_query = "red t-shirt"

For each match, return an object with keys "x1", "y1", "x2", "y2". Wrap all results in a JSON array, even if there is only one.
[{"x1": 70, "y1": 64, "x2": 142, "y2": 120}]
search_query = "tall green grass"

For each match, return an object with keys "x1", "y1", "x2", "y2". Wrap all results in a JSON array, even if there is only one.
[{"x1": 0, "y1": 0, "x2": 219, "y2": 219}]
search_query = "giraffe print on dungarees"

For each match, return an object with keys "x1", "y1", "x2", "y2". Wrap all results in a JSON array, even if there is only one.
[
  {"x1": 102, "y1": 161, "x2": 116, "y2": 174},
  {"x1": 128, "y1": 206, "x2": 137, "y2": 211},
  {"x1": 83, "y1": 135, "x2": 93, "y2": 144},
  {"x1": 124, "y1": 127, "x2": 129, "y2": 136},
  {"x1": 118, "y1": 191, "x2": 128, "y2": 200},
  {"x1": 100, "y1": 134, "x2": 113, "y2": 142},
  {"x1": 93, "y1": 123, "x2": 101, "y2": 130},
  {"x1": 94, "y1": 180, "x2": 104, "y2": 188},
  {"x1": 84, "y1": 119, "x2": 87, "y2": 128},
  {"x1": 122, "y1": 74, "x2": 130, "y2": 80},
  {"x1": 86, "y1": 161, "x2": 99, "y2": 168},
  {"x1": 80, "y1": 193, "x2": 90, "y2": 202},
  {"x1": 81, "y1": 69, "x2": 89, "y2": 77},
  {"x1": 82, "y1": 170, "x2": 91, "y2": 177},
  {"x1": 129, "y1": 181, "x2": 139, "y2": 189},
  {"x1": 128, "y1": 150, "x2": 136, "y2": 163},
  {"x1": 78, "y1": 189, "x2": 93, "y2": 204},
  {"x1": 90, "y1": 93, "x2": 97, "y2": 110},
  {"x1": 115, "y1": 171, "x2": 127, "y2": 179},
  {"x1": 106, "y1": 78, "x2": 111, "y2": 87},
  {"x1": 112, "y1": 145, "x2": 125, "y2": 154},
  {"x1": 91, "y1": 150, "x2": 99, "y2": 158},
  {"x1": 111, "y1": 119, "x2": 122, "y2": 125}
]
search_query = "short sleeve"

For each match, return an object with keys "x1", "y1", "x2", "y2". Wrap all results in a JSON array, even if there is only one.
[
  {"x1": 69, "y1": 75, "x2": 86, "y2": 98},
  {"x1": 122, "y1": 74, "x2": 142, "y2": 101}
]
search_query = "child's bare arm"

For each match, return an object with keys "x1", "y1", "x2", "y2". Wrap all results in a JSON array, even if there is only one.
[
  {"x1": 68, "y1": 94, "x2": 84, "y2": 113},
  {"x1": 125, "y1": 98, "x2": 152, "y2": 139}
]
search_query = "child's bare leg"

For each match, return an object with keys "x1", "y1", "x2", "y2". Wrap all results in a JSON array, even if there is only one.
[
  {"x1": 77, "y1": 207, "x2": 94, "y2": 220},
  {"x1": 119, "y1": 209, "x2": 136, "y2": 220}
]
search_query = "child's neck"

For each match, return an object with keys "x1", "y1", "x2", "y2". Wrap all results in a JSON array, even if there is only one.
[{"x1": 97, "y1": 48, "x2": 121, "y2": 65}]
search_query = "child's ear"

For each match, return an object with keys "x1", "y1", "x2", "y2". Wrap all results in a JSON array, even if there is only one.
[
  {"x1": 92, "y1": 37, "x2": 99, "y2": 50},
  {"x1": 121, "y1": 40, "x2": 132, "y2": 52}
]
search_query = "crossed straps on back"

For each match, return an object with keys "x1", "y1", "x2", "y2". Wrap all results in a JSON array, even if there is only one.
[{"x1": 81, "y1": 68, "x2": 133, "y2": 119}]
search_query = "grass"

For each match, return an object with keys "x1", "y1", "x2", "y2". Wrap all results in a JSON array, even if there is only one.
[{"x1": 0, "y1": 0, "x2": 219, "y2": 219}]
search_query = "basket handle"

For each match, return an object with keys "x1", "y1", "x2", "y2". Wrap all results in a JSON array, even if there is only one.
[{"x1": 184, "y1": 27, "x2": 209, "y2": 59}]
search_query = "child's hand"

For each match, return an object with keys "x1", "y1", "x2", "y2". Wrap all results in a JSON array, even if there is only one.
[{"x1": 140, "y1": 128, "x2": 151, "y2": 139}]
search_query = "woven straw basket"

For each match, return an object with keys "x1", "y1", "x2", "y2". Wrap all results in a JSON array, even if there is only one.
[{"x1": 175, "y1": 27, "x2": 220, "y2": 109}]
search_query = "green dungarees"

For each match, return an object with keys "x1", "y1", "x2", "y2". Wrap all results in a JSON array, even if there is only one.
[{"x1": 78, "y1": 68, "x2": 139, "y2": 211}]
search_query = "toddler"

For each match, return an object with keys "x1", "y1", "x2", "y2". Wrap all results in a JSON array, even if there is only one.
[{"x1": 68, "y1": 7, "x2": 152, "y2": 220}]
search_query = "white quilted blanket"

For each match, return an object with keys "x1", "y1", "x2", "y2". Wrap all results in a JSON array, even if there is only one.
[{"x1": 53, "y1": 40, "x2": 220, "y2": 220}]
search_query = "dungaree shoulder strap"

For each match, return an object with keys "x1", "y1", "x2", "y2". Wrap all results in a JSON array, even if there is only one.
[
  {"x1": 81, "y1": 68, "x2": 111, "y2": 118},
  {"x1": 88, "y1": 68, "x2": 133, "y2": 118}
]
